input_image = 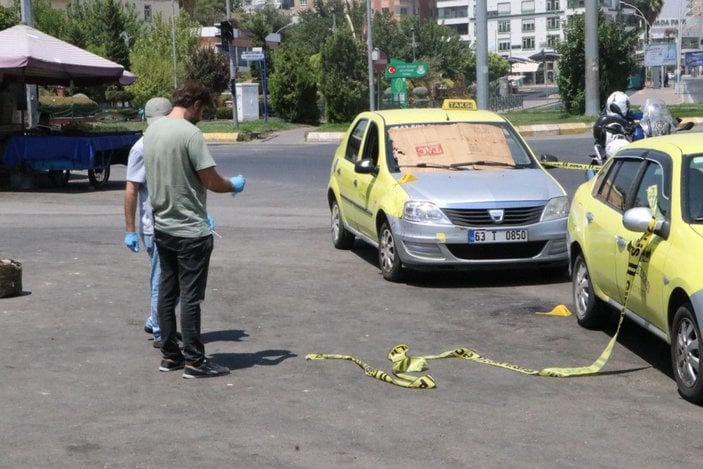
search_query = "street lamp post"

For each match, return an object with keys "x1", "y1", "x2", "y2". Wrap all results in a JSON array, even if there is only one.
[
  {"x1": 411, "y1": 26, "x2": 417, "y2": 62},
  {"x1": 366, "y1": 0, "x2": 375, "y2": 111},
  {"x1": 620, "y1": 1, "x2": 651, "y2": 87}
]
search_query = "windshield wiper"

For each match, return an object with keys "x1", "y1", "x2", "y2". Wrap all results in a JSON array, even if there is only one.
[
  {"x1": 399, "y1": 162, "x2": 465, "y2": 170},
  {"x1": 450, "y1": 160, "x2": 516, "y2": 168}
]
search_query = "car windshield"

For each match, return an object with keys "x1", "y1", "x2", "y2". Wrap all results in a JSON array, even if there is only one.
[{"x1": 387, "y1": 122, "x2": 534, "y2": 172}]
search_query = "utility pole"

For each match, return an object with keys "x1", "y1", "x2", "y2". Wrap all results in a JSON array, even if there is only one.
[
  {"x1": 226, "y1": 0, "x2": 239, "y2": 129},
  {"x1": 20, "y1": 0, "x2": 37, "y2": 128},
  {"x1": 366, "y1": 0, "x2": 375, "y2": 111},
  {"x1": 475, "y1": 1, "x2": 488, "y2": 109},
  {"x1": 584, "y1": 1, "x2": 600, "y2": 117}
]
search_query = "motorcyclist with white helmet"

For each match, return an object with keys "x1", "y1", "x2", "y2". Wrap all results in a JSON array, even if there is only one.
[{"x1": 592, "y1": 91, "x2": 643, "y2": 161}]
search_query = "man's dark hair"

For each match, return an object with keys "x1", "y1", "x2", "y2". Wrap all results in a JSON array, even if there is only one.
[{"x1": 172, "y1": 79, "x2": 212, "y2": 109}]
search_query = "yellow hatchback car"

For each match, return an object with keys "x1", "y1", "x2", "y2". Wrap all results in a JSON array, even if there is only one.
[
  {"x1": 568, "y1": 134, "x2": 703, "y2": 402},
  {"x1": 327, "y1": 100, "x2": 569, "y2": 281}
]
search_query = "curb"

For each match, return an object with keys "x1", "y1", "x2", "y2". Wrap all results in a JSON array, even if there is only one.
[{"x1": 204, "y1": 132, "x2": 238, "y2": 143}]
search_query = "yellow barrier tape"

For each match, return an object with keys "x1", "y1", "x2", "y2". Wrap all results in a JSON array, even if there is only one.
[
  {"x1": 540, "y1": 161, "x2": 602, "y2": 171},
  {"x1": 307, "y1": 206, "x2": 658, "y2": 388}
]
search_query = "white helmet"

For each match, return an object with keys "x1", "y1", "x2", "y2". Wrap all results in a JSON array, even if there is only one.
[{"x1": 606, "y1": 91, "x2": 630, "y2": 117}]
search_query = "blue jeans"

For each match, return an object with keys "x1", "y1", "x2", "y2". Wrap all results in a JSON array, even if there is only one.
[
  {"x1": 142, "y1": 233, "x2": 161, "y2": 342},
  {"x1": 155, "y1": 230, "x2": 213, "y2": 366}
]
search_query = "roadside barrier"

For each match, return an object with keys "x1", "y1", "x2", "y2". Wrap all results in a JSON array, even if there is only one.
[{"x1": 307, "y1": 195, "x2": 659, "y2": 389}]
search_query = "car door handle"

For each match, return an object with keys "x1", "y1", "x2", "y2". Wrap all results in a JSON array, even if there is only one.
[
  {"x1": 586, "y1": 212, "x2": 594, "y2": 224},
  {"x1": 336, "y1": 168, "x2": 341, "y2": 175},
  {"x1": 353, "y1": 179, "x2": 358, "y2": 188},
  {"x1": 616, "y1": 236, "x2": 626, "y2": 250}
]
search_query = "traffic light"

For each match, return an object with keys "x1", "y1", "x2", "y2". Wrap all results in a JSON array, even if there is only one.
[{"x1": 215, "y1": 20, "x2": 234, "y2": 52}]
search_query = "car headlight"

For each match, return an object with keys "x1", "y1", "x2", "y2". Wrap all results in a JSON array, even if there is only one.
[
  {"x1": 403, "y1": 201, "x2": 452, "y2": 224},
  {"x1": 541, "y1": 196, "x2": 570, "y2": 221}
]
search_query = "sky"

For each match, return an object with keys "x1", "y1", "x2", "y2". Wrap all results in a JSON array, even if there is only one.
[{"x1": 660, "y1": 0, "x2": 686, "y2": 18}]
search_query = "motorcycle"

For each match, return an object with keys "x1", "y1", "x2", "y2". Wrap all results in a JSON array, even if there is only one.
[{"x1": 590, "y1": 98, "x2": 694, "y2": 165}]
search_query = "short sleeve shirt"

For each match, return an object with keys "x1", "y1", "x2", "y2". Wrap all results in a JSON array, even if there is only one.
[
  {"x1": 143, "y1": 117, "x2": 216, "y2": 238},
  {"x1": 125, "y1": 137, "x2": 154, "y2": 235}
]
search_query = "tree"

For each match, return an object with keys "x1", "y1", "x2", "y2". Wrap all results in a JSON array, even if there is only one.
[
  {"x1": 319, "y1": 29, "x2": 367, "y2": 122},
  {"x1": 630, "y1": 0, "x2": 664, "y2": 25},
  {"x1": 556, "y1": 13, "x2": 638, "y2": 115},
  {"x1": 193, "y1": 0, "x2": 227, "y2": 26},
  {"x1": 269, "y1": 44, "x2": 320, "y2": 125},
  {"x1": 185, "y1": 47, "x2": 229, "y2": 94},
  {"x1": 127, "y1": 13, "x2": 201, "y2": 107}
]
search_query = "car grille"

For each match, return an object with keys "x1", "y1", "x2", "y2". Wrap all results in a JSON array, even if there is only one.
[
  {"x1": 446, "y1": 241, "x2": 547, "y2": 260},
  {"x1": 441, "y1": 206, "x2": 544, "y2": 227}
]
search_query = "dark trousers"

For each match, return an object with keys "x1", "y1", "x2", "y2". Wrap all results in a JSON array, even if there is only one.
[{"x1": 154, "y1": 230, "x2": 213, "y2": 366}]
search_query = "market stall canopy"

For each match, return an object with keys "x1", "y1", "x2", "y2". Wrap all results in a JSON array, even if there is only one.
[{"x1": 0, "y1": 24, "x2": 135, "y2": 86}]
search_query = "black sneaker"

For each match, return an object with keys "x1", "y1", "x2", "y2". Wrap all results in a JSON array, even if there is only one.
[
  {"x1": 182, "y1": 359, "x2": 230, "y2": 379},
  {"x1": 144, "y1": 325, "x2": 153, "y2": 334},
  {"x1": 159, "y1": 356, "x2": 185, "y2": 372}
]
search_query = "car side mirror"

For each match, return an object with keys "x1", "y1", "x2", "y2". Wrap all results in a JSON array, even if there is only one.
[
  {"x1": 355, "y1": 159, "x2": 378, "y2": 175},
  {"x1": 623, "y1": 207, "x2": 670, "y2": 239}
]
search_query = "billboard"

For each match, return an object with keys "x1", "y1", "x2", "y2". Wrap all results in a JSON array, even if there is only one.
[
  {"x1": 685, "y1": 51, "x2": 703, "y2": 67},
  {"x1": 644, "y1": 43, "x2": 677, "y2": 67}
]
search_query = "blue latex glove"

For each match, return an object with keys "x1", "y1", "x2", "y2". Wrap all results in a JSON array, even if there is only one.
[
  {"x1": 207, "y1": 213, "x2": 215, "y2": 231},
  {"x1": 124, "y1": 232, "x2": 139, "y2": 252},
  {"x1": 230, "y1": 175, "x2": 246, "y2": 194}
]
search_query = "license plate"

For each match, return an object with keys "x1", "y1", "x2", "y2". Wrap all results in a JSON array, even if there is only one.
[{"x1": 468, "y1": 229, "x2": 528, "y2": 243}]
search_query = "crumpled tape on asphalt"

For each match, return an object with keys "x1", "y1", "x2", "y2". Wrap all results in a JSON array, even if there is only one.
[{"x1": 307, "y1": 209, "x2": 658, "y2": 389}]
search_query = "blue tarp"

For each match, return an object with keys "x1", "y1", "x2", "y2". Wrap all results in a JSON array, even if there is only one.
[{"x1": 2, "y1": 132, "x2": 141, "y2": 170}]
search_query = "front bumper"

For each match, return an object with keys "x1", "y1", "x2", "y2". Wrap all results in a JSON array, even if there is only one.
[{"x1": 388, "y1": 215, "x2": 568, "y2": 269}]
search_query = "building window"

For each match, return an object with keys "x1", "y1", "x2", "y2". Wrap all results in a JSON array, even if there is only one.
[
  {"x1": 498, "y1": 20, "x2": 510, "y2": 33},
  {"x1": 497, "y1": 2, "x2": 510, "y2": 16},
  {"x1": 547, "y1": 34, "x2": 560, "y2": 47},
  {"x1": 546, "y1": 0, "x2": 559, "y2": 11},
  {"x1": 144, "y1": 5, "x2": 151, "y2": 22},
  {"x1": 522, "y1": 37, "x2": 535, "y2": 50},
  {"x1": 438, "y1": 5, "x2": 468, "y2": 19},
  {"x1": 300, "y1": 0, "x2": 307, "y2": 8},
  {"x1": 449, "y1": 23, "x2": 468, "y2": 35},
  {"x1": 498, "y1": 40, "x2": 511, "y2": 51},
  {"x1": 546, "y1": 16, "x2": 560, "y2": 30},
  {"x1": 522, "y1": 19, "x2": 535, "y2": 32},
  {"x1": 567, "y1": 0, "x2": 584, "y2": 8},
  {"x1": 399, "y1": 7, "x2": 408, "y2": 15},
  {"x1": 522, "y1": 0, "x2": 535, "y2": 14}
]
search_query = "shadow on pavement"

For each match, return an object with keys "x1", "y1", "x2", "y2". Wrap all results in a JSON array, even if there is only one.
[
  {"x1": 210, "y1": 349, "x2": 297, "y2": 371},
  {"x1": 201, "y1": 329, "x2": 249, "y2": 344}
]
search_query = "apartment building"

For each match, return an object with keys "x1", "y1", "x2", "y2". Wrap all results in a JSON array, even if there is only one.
[{"x1": 0, "y1": 0, "x2": 176, "y2": 23}]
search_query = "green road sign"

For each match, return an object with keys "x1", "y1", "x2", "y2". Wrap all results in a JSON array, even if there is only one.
[{"x1": 384, "y1": 60, "x2": 428, "y2": 79}]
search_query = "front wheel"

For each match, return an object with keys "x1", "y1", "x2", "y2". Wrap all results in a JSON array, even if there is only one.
[
  {"x1": 88, "y1": 166, "x2": 110, "y2": 189},
  {"x1": 378, "y1": 221, "x2": 403, "y2": 282},
  {"x1": 572, "y1": 253, "x2": 607, "y2": 329},
  {"x1": 671, "y1": 303, "x2": 703, "y2": 403}
]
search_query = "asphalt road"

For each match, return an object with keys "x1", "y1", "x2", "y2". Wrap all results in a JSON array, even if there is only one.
[{"x1": 1, "y1": 135, "x2": 702, "y2": 467}]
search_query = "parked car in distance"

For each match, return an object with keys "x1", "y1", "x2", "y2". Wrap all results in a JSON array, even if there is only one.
[
  {"x1": 568, "y1": 134, "x2": 703, "y2": 403},
  {"x1": 327, "y1": 99, "x2": 570, "y2": 282}
]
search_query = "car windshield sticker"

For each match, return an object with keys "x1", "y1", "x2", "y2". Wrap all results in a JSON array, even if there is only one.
[{"x1": 389, "y1": 123, "x2": 515, "y2": 171}]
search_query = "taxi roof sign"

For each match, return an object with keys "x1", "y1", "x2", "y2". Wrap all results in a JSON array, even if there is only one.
[{"x1": 441, "y1": 99, "x2": 477, "y2": 111}]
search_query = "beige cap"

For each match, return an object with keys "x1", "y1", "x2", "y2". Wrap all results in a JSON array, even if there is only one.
[{"x1": 145, "y1": 97, "x2": 172, "y2": 124}]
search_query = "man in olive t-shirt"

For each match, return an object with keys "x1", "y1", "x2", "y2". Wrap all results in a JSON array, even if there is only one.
[{"x1": 143, "y1": 80, "x2": 246, "y2": 379}]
